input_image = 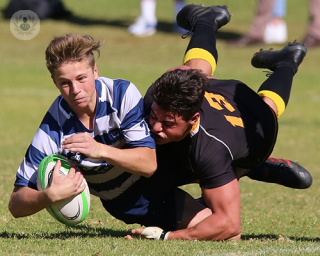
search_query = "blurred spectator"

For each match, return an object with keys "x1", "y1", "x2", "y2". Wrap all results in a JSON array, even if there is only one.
[
  {"x1": 3, "y1": 0, "x2": 71, "y2": 20},
  {"x1": 227, "y1": 0, "x2": 320, "y2": 48},
  {"x1": 264, "y1": 0, "x2": 288, "y2": 44},
  {"x1": 227, "y1": 0, "x2": 286, "y2": 46},
  {"x1": 128, "y1": 0, "x2": 186, "y2": 37},
  {"x1": 301, "y1": 0, "x2": 320, "y2": 48}
]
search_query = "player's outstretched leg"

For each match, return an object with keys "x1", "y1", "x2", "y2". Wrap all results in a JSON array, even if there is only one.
[
  {"x1": 254, "y1": 41, "x2": 307, "y2": 118},
  {"x1": 244, "y1": 158, "x2": 313, "y2": 189},
  {"x1": 251, "y1": 40, "x2": 307, "y2": 74},
  {"x1": 176, "y1": 4, "x2": 231, "y2": 76},
  {"x1": 176, "y1": 4, "x2": 231, "y2": 32}
]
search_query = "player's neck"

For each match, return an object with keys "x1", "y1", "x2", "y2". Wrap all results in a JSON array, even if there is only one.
[
  {"x1": 76, "y1": 107, "x2": 96, "y2": 130},
  {"x1": 79, "y1": 113, "x2": 95, "y2": 130}
]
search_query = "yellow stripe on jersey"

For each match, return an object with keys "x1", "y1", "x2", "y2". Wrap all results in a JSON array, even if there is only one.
[
  {"x1": 183, "y1": 48, "x2": 217, "y2": 76},
  {"x1": 258, "y1": 90, "x2": 285, "y2": 118}
]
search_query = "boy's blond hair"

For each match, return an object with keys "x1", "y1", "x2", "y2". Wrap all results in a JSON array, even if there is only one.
[{"x1": 45, "y1": 34, "x2": 104, "y2": 74}]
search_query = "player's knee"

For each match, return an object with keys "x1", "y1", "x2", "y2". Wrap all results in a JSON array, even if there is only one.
[{"x1": 262, "y1": 97, "x2": 279, "y2": 117}]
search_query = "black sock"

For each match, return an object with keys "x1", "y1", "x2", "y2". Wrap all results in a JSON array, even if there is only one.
[
  {"x1": 183, "y1": 25, "x2": 218, "y2": 75},
  {"x1": 257, "y1": 66, "x2": 295, "y2": 117}
]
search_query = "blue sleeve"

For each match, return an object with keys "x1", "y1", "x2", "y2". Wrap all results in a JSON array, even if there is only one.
[{"x1": 14, "y1": 172, "x2": 38, "y2": 190}]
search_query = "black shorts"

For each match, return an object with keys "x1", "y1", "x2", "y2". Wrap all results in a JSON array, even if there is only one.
[
  {"x1": 101, "y1": 181, "x2": 186, "y2": 231},
  {"x1": 232, "y1": 106, "x2": 279, "y2": 169}
]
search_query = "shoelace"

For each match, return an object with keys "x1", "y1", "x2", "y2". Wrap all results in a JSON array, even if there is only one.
[
  {"x1": 181, "y1": 16, "x2": 198, "y2": 39},
  {"x1": 263, "y1": 71, "x2": 274, "y2": 77},
  {"x1": 182, "y1": 31, "x2": 192, "y2": 39}
]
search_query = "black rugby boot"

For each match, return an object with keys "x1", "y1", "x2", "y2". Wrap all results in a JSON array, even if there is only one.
[
  {"x1": 176, "y1": 4, "x2": 231, "y2": 32},
  {"x1": 245, "y1": 158, "x2": 312, "y2": 189},
  {"x1": 251, "y1": 40, "x2": 307, "y2": 74}
]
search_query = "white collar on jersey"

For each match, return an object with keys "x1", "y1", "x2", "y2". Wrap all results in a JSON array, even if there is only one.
[{"x1": 190, "y1": 117, "x2": 200, "y2": 137}]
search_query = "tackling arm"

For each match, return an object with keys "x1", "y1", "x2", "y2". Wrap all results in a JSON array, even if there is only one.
[
  {"x1": 133, "y1": 178, "x2": 241, "y2": 241},
  {"x1": 168, "y1": 179, "x2": 241, "y2": 240}
]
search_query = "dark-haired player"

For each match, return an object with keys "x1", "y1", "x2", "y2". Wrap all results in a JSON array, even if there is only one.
[{"x1": 127, "y1": 4, "x2": 311, "y2": 241}]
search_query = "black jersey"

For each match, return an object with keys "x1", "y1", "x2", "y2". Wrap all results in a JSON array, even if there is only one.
[{"x1": 144, "y1": 78, "x2": 278, "y2": 189}]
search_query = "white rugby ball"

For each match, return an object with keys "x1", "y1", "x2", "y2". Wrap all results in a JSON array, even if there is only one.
[{"x1": 37, "y1": 154, "x2": 90, "y2": 226}]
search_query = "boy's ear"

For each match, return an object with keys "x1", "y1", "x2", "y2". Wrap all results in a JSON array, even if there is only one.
[
  {"x1": 190, "y1": 112, "x2": 200, "y2": 125},
  {"x1": 94, "y1": 63, "x2": 99, "y2": 80}
]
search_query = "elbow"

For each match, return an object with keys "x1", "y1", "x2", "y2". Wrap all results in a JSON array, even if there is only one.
[
  {"x1": 216, "y1": 216, "x2": 241, "y2": 241},
  {"x1": 143, "y1": 163, "x2": 157, "y2": 178},
  {"x1": 139, "y1": 149, "x2": 157, "y2": 178},
  {"x1": 229, "y1": 224, "x2": 241, "y2": 240},
  {"x1": 144, "y1": 172, "x2": 154, "y2": 178},
  {"x1": 225, "y1": 219, "x2": 241, "y2": 241},
  {"x1": 142, "y1": 154, "x2": 157, "y2": 178},
  {"x1": 8, "y1": 201, "x2": 21, "y2": 219}
]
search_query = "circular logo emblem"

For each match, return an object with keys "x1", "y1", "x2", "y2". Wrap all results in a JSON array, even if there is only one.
[{"x1": 10, "y1": 10, "x2": 40, "y2": 40}]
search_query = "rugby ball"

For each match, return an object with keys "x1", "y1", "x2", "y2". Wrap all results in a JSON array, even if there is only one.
[{"x1": 37, "y1": 154, "x2": 90, "y2": 226}]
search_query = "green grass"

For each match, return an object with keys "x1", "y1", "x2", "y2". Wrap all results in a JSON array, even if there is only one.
[{"x1": 1, "y1": 0, "x2": 320, "y2": 255}]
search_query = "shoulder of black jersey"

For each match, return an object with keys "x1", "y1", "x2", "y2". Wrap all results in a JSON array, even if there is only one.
[{"x1": 208, "y1": 78, "x2": 244, "y2": 86}]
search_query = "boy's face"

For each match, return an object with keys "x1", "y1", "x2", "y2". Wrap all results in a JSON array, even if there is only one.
[
  {"x1": 149, "y1": 102, "x2": 199, "y2": 145},
  {"x1": 52, "y1": 60, "x2": 98, "y2": 114}
]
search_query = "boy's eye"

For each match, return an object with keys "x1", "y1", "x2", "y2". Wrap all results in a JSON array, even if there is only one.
[
  {"x1": 60, "y1": 82, "x2": 69, "y2": 87},
  {"x1": 164, "y1": 122, "x2": 174, "y2": 128}
]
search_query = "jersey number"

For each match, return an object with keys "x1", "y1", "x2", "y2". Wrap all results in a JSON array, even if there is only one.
[{"x1": 204, "y1": 92, "x2": 244, "y2": 128}]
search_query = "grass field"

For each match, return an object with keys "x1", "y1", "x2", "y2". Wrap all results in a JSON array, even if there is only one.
[{"x1": 1, "y1": 0, "x2": 320, "y2": 255}]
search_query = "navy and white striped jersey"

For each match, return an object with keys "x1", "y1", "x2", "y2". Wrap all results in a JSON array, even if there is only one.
[{"x1": 15, "y1": 77, "x2": 155, "y2": 201}]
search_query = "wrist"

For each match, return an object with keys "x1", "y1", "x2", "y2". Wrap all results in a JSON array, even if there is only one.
[
  {"x1": 44, "y1": 187, "x2": 57, "y2": 204},
  {"x1": 160, "y1": 230, "x2": 171, "y2": 240},
  {"x1": 97, "y1": 143, "x2": 109, "y2": 160}
]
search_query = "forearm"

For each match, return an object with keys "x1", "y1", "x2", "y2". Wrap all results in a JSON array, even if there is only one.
[
  {"x1": 99, "y1": 146, "x2": 157, "y2": 177},
  {"x1": 168, "y1": 214, "x2": 241, "y2": 241},
  {"x1": 62, "y1": 134, "x2": 157, "y2": 177},
  {"x1": 132, "y1": 181, "x2": 242, "y2": 241},
  {"x1": 169, "y1": 181, "x2": 241, "y2": 241},
  {"x1": 9, "y1": 186, "x2": 53, "y2": 218}
]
